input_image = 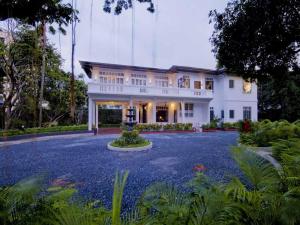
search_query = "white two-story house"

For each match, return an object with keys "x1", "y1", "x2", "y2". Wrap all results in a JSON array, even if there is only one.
[{"x1": 80, "y1": 61, "x2": 257, "y2": 130}]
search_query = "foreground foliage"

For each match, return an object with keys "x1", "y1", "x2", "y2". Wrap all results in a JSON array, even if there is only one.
[
  {"x1": 239, "y1": 120, "x2": 300, "y2": 146},
  {"x1": 1, "y1": 140, "x2": 300, "y2": 224}
]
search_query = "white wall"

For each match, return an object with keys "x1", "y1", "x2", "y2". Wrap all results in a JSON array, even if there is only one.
[{"x1": 210, "y1": 74, "x2": 258, "y2": 122}]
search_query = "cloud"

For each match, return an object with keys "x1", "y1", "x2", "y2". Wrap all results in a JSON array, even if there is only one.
[{"x1": 48, "y1": 0, "x2": 227, "y2": 77}]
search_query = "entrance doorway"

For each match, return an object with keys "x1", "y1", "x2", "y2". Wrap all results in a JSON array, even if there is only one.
[
  {"x1": 98, "y1": 105, "x2": 122, "y2": 126},
  {"x1": 156, "y1": 106, "x2": 168, "y2": 122},
  {"x1": 141, "y1": 104, "x2": 147, "y2": 123}
]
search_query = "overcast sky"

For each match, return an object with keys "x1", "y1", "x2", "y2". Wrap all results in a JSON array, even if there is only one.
[{"x1": 48, "y1": 0, "x2": 228, "y2": 77}]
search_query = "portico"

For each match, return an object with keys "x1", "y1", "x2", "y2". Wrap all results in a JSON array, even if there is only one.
[{"x1": 87, "y1": 96, "x2": 210, "y2": 130}]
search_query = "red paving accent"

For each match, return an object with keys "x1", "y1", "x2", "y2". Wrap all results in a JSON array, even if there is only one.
[
  {"x1": 97, "y1": 128, "x2": 196, "y2": 135},
  {"x1": 98, "y1": 128, "x2": 121, "y2": 135},
  {"x1": 140, "y1": 130, "x2": 196, "y2": 134}
]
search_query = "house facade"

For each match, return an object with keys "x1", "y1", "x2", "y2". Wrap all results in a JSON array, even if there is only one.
[{"x1": 80, "y1": 61, "x2": 257, "y2": 130}]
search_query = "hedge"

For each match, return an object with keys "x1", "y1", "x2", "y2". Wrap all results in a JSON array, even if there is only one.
[
  {"x1": 239, "y1": 119, "x2": 300, "y2": 147},
  {"x1": 134, "y1": 123, "x2": 193, "y2": 132},
  {"x1": 0, "y1": 125, "x2": 88, "y2": 137}
]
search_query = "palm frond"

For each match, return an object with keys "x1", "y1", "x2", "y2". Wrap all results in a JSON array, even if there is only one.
[
  {"x1": 231, "y1": 147, "x2": 280, "y2": 191},
  {"x1": 112, "y1": 170, "x2": 129, "y2": 225}
]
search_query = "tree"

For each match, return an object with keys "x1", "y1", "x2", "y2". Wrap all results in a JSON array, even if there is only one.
[
  {"x1": 0, "y1": 27, "x2": 87, "y2": 129},
  {"x1": 103, "y1": 0, "x2": 154, "y2": 14},
  {"x1": 0, "y1": 0, "x2": 77, "y2": 128},
  {"x1": 0, "y1": 26, "x2": 35, "y2": 129},
  {"x1": 210, "y1": 0, "x2": 300, "y2": 121}
]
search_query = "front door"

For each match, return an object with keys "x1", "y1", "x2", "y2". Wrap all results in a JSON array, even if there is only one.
[
  {"x1": 156, "y1": 106, "x2": 168, "y2": 122},
  {"x1": 142, "y1": 104, "x2": 147, "y2": 123}
]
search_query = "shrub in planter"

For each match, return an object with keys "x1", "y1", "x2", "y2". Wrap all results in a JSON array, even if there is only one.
[
  {"x1": 175, "y1": 123, "x2": 184, "y2": 130},
  {"x1": 223, "y1": 122, "x2": 238, "y2": 129},
  {"x1": 202, "y1": 124, "x2": 209, "y2": 129},
  {"x1": 184, "y1": 123, "x2": 193, "y2": 130},
  {"x1": 163, "y1": 123, "x2": 175, "y2": 130},
  {"x1": 111, "y1": 130, "x2": 149, "y2": 147},
  {"x1": 150, "y1": 123, "x2": 162, "y2": 131}
]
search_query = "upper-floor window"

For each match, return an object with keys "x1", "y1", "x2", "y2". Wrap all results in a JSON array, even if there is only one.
[
  {"x1": 229, "y1": 110, "x2": 235, "y2": 119},
  {"x1": 229, "y1": 79, "x2": 234, "y2": 88},
  {"x1": 243, "y1": 107, "x2": 251, "y2": 120},
  {"x1": 155, "y1": 76, "x2": 168, "y2": 87},
  {"x1": 205, "y1": 78, "x2": 214, "y2": 90},
  {"x1": 98, "y1": 71, "x2": 124, "y2": 84},
  {"x1": 178, "y1": 76, "x2": 190, "y2": 88},
  {"x1": 131, "y1": 74, "x2": 147, "y2": 86},
  {"x1": 243, "y1": 80, "x2": 252, "y2": 93},
  {"x1": 194, "y1": 81, "x2": 201, "y2": 89}
]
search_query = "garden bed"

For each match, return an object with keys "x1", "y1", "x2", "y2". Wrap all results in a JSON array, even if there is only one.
[
  {"x1": 108, "y1": 130, "x2": 152, "y2": 152},
  {"x1": 222, "y1": 128, "x2": 238, "y2": 131},
  {"x1": 202, "y1": 128, "x2": 218, "y2": 132},
  {"x1": 107, "y1": 141, "x2": 152, "y2": 152},
  {"x1": 134, "y1": 123, "x2": 193, "y2": 132},
  {"x1": 0, "y1": 125, "x2": 88, "y2": 138}
]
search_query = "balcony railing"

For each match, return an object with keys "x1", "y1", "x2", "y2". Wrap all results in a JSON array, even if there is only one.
[{"x1": 88, "y1": 83, "x2": 213, "y2": 99}]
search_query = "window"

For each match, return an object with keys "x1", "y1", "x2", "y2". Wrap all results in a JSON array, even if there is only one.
[
  {"x1": 229, "y1": 80, "x2": 234, "y2": 88},
  {"x1": 99, "y1": 71, "x2": 124, "y2": 84},
  {"x1": 243, "y1": 107, "x2": 251, "y2": 120},
  {"x1": 205, "y1": 78, "x2": 214, "y2": 90},
  {"x1": 210, "y1": 107, "x2": 214, "y2": 121},
  {"x1": 229, "y1": 110, "x2": 235, "y2": 119},
  {"x1": 131, "y1": 74, "x2": 147, "y2": 86},
  {"x1": 194, "y1": 81, "x2": 201, "y2": 89},
  {"x1": 155, "y1": 76, "x2": 168, "y2": 87},
  {"x1": 178, "y1": 76, "x2": 190, "y2": 88},
  {"x1": 243, "y1": 80, "x2": 252, "y2": 93},
  {"x1": 221, "y1": 110, "x2": 224, "y2": 119},
  {"x1": 184, "y1": 103, "x2": 194, "y2": 117}
]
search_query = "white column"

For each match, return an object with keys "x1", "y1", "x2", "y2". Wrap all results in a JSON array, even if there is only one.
[
  {"x1": 95, "y1": 104, "x2": 99, "y2": 129},
  {"x1": 181, "y1": 101, "x2": 185, "y2": 123},
  {"x1": 129, "y1": 99, "x2": 133, "y2": 107},
  {"x1": 88, "y1": 98, "x2": 93, "y2": 130},
  {"x1": 122, "y1": 104, "x2": 127, "y2": 122},
  {"x1": 136, "y1": 105, "x2": 139, "y2": 123},
  {"x1": 152, "y1": 101, "x2": 156, "y2": 123},
  {"x1": 91, "y1": 100, "x2": 96, "y2": 128}
]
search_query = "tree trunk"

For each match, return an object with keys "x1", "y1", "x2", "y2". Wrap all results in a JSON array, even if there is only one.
[
  {"x1": 70, "y1": 0, "x2": 77, "y2": 122},
  {"x1": 38, "y1": 22, "x2": 46, "y2": 127},
  {"x1": 70, "y1": 41, "x2": 75, "y2": 121}
]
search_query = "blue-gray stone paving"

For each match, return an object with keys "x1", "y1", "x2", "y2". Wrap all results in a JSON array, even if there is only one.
[{"x1": 0, "y1": 132, "x2": 244, "y2": 211}]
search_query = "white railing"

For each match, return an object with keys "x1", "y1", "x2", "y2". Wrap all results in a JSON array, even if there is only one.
[{"x1": 88, "y1": 83, "x2": 213, "y2": 99}]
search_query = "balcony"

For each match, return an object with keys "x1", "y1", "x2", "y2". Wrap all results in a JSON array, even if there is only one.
[{"x1": 88, "y1": 82, "x2": 213, "y2": 99}]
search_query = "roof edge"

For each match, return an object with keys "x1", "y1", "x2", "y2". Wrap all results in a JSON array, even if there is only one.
[{"x1": 79, "y1": 61, "x2": 224, "y2": 78}]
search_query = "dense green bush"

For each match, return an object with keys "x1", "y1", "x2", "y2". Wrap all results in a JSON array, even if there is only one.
[
  {"x1": 0, "y1": 125, "x2": 88, "y2": 137},
  {"x1": 222, "y1": 122, "x2": 239, "y2": 129},
  {"x1": 239, "y1": 120, "x2": 300, "y2": 146},
  {"x1": 111, "y1": 130, "x2": 149, "y2": 147},
  {"x1": 134, "y1": 123, "x2": 193, "y2": 132}
]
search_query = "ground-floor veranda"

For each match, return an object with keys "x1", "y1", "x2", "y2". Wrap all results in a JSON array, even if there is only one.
[{"x1": 88, "y1": 96, "x2": 211, "y2": 130}]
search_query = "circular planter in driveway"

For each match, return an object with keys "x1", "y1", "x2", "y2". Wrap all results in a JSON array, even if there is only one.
[{"x1": 107, "y1": 142, "x2": 153, "y2": 152}]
